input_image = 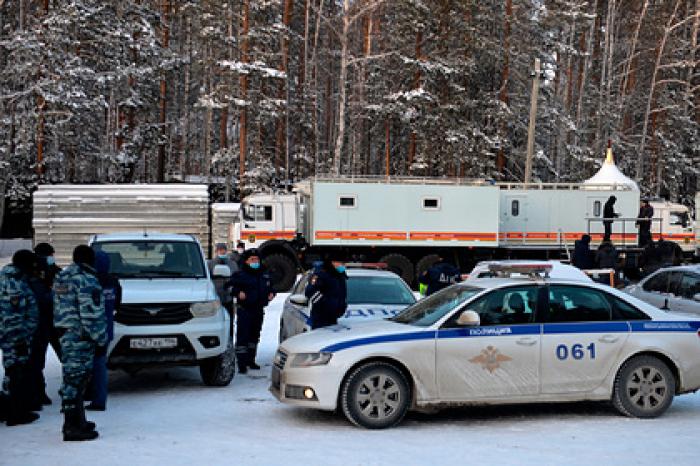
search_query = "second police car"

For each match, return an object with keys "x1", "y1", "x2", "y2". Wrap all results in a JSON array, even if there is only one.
[{"x1": 271, "y1": 263, "x2": 700, "y2": 428}]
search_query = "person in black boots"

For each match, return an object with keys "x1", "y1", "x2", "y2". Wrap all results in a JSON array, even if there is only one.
[
  {"x1": 305, "y1": 256, "x2": 348, "y2": 329},
  {"x1": 226, "y1": 249, "x2": 274, "y2": 374},
  {"x1": 34, "y1": 242, "x2": 63, "y2": 360},
  {"x1": 0, "y1": 249, "x2": 40, "y2": 426},
  {"x1": 53, "y1": 245, "x2": 107, "y2": 441}
]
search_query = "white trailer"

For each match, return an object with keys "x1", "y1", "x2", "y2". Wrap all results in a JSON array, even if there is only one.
[{"x1": 33, "y1": 184, "x2": 210, "y2": 264}]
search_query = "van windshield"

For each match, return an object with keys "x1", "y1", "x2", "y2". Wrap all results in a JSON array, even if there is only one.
[{"x1": 93, "y1": 241, "x2": 206, "y2": 279}]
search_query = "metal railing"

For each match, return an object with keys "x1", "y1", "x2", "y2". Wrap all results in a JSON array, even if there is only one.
[{"x1": 585, "y1": 217, "x2": 662, "y2": 248}]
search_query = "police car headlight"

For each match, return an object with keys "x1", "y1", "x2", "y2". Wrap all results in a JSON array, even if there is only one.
[
  {"x1": 190, "y1": 300, "x2": 220, "y2": 318},
  {"x1": 289, "y1": 352, "x2": 333, "y2": 368}
]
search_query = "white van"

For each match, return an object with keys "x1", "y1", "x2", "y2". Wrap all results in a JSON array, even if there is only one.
[{"x1": 90, "y1": 232, "x2": 235, "y2": 386}]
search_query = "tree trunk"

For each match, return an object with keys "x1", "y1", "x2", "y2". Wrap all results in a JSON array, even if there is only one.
[
  {"x1": 408, "y1": 29, "x2": 422, "y2": 169},
  {"x1": 496, "y1": 0, "x2": 512, "y2": 174},
  {"x1": 157, "y1": 0, "x2": 170, "y2": 183},
  {"x1": 332, "y1": 0, "x2": 351, "y2": 176},
  {"x1": 275, "y1": 0, "x2": 294, "y2": 179},
  {"x1": 239, "y1": 0, "x2": 250, "y2": 181}
]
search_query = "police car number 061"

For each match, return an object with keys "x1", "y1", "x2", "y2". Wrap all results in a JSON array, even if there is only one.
[
  {"x1": 130, "y1": 337, "x2": 178, "y2": 349},
  {"x1": 556, "y1": 343, "x2": 596, "y2": 360}
]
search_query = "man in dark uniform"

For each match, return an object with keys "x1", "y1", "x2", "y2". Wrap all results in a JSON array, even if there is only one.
[
  {"x1": 304, "y1": 256, "x2": 348, "y2": 329},
  {"x1": 54, "y1": 245, "x2": 107, "y2": 441},
  {"x1": 636, "y1": 199, "x2": 654, "y2": 247},
  {"x1": 419, "y1": 249, "x2": 462, "y2": 296},
  {"x1": 225, "y1": 249, "x2": 274, "y2": 374},
  {"x1": 603, "y1": 196, "x2": 619, "y2": 242},
  {"x1": 0, "y1": 250, "x2": 40, "y2": 426}
]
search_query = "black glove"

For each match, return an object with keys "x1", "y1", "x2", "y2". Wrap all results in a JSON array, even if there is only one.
[
  {"x1": 16, "y1": 341, "x2": 29, "y2": 358},
  {"x1": 95, "y1": 345, "x2": 107, "y2": 357}
]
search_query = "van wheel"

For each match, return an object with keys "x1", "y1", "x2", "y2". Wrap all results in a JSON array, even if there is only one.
[
  {"x1": 379, "y1": 254, "x2": 414, "y2": 285},
  {"x1": 264, "y1": 253, "x2": 297, "y2": 292},
  {"x1": 415, "y1": 254, "x2": 440, "y2": 283},
  {"x1": 612, "y1": 355, "x2": 675, "y2": 418},
  {"x1": 341, "y1": 362, "x2": 410, "y2": 429},
  {"x1": 200, "y1": 338, "x2": 236, "y2": 387}
]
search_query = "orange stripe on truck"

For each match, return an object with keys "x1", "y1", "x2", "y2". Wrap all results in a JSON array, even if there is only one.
[
  {"x1": 241, "y1": 230, "x2": 296, "y2": 240},
  {"x1": 409, "y1": 232, "x2": 498, "y2": 241},
  {"x1": 315, "y1": 231, "x2": 407, "y2": 240}
]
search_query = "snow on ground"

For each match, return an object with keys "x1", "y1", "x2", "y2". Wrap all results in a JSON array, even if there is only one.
[{"x1": 2, "y1": 294, "x2": 700, "y2": 466}]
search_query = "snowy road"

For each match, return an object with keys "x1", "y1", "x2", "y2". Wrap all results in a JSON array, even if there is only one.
[{"x1": 2, "y1": 294, "x2": 699, "y2": 466}]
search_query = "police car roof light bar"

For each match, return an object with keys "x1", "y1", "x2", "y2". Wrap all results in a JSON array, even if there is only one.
[
  {"x1": 344, "y1": 262, "x2": 389, "y2": 270},
  {"x1": 487, "y1": 263, "x2": 553, "y2": 278}
]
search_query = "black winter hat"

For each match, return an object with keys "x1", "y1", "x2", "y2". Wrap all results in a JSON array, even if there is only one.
[
  {"x1": 242, "y1": 248, "x2": 261, "y2": 262},
  {"x1": 12, "y1": 249, "x2": 37, "y2": 274},
  {"x1": 34, "y1": 242, "x2": 55, "y2": 257},
  {"x1": 73, "y1": 244, "x2": 95, "y2": 267}
]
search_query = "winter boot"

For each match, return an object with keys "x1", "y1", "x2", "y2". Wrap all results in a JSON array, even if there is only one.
[
  {"x1": 77, "y1": 394, "x2": 96, "y2": 430},
  {"x1": 236, "y1": 346, "x2": 248, "y2": 374},
  {"x1": 6, "y1": 366, "x2": 39, "y2": 426},
  {"x1": 63, "y1": 407, "x2": 98, "y2": 441},
  {"x1": 247, "y1": 344, "x2": 261, "y2": 370},
  {"x1": 6, "y1": 409, "x2": 39, "y2": 426}
]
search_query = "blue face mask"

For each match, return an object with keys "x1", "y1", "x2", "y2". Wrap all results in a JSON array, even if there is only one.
[
  {"x1": 46, "y1": 256, "x2": 56, "y2": 266},
  {"x1": 218, "y1": 254, "x2": 228, "y2": 260},
  {"x1": 336, "y1": 265, "x2": 346, "y2": 273},
  {"x1": 249, "y1": 262, "x2": 260, "y2": 270}
]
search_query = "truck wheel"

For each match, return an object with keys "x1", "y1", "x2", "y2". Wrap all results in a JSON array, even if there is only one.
[
  {"x1": 612, "y1": 355, "x2": 675, "y2": 418},
  {"x1": 199, "y1": 338, "x2": 236, "y2": 387},
  {"x1": 415, "y1": 254, "x2": 440, "y2": 283},
  {"x1": 341, "y1": 362, "x2": 410, "y2": 429},
  {"x1": 264, "y1": 253, "x2": 297, "y2": 292},
  {"x1": 379, "y1": 254, "x2": 414, "y2": 285}
]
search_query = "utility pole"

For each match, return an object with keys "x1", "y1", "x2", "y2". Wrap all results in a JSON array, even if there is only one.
[{"x1": 524, "y1": 57, "x2": 541, "y2": 184}]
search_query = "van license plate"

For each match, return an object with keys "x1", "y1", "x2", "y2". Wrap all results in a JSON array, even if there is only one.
[{"x1": 130, "y1": 337, "x2": 178, "y2": 349}]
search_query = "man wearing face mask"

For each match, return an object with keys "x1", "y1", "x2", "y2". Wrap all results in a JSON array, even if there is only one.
[
  {"x1": 27, "y1": 242, "x2": 61, "y2": 408},
  {"x1": 225, "y1": 249, "x2": 274, "y2": 374},
  {"x1": 305, "y1": 255, "x2": 348, "y2": 329},
  {"x1": 230, "y1": 241, "x2": 246, "y2": 266}
]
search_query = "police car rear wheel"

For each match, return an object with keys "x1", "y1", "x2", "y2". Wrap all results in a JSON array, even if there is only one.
[
  {"x1": 341, "y1": 362, "x2": 410, "y2": 429},
  {"x1": 612, "y1": 355, "x2": 675, "y2": 418}
]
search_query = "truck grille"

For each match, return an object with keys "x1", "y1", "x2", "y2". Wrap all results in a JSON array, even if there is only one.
[{"x1": 116, "y1": 303, "x2": 193, "y2": 326}]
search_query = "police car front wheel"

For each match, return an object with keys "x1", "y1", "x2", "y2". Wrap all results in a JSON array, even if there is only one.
[
  {"x1": 340, "y1": 362, "x2": 410, "y2": 429},
  {"x1": 612, "y1": 355, "x2": 676, "y2": 419}
]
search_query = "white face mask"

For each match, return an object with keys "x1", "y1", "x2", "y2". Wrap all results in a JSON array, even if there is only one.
[{"x1": 237, "y1": 248, "x2": 245, "y2": 254}]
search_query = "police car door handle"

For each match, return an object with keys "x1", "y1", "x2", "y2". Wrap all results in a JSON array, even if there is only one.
[
  {"x1": 598, "y1": 335, "x2": 619, "y2": 344},
  {"x1": 516, "y1": 337, "x2": 538, "y2": 346}
]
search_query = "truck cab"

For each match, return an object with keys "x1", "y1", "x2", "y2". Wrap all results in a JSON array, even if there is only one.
[
  {"x1": 236, "y1": 193, "x2": 297, "y2": 248},
  {"x1": 89, "y1": 232, "x2": 235, "y2": 386}
]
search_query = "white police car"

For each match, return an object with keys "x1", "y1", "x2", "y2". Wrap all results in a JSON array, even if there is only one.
[
  {"x1": 271, "y1": 264, "x2": 700, "y2": 429},
  {"x1": 278, "y1": 266, "x2": 416, "y2": 342}
]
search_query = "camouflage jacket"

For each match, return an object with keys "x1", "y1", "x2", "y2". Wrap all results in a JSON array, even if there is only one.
[
  {"x1": 53, "y1": 263, "x2": 107, "y2": 346},
  {"x1": 0, "y1": 264, "x2": 39, "y2": 361}
]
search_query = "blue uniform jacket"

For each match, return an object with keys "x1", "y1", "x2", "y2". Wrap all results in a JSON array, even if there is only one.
[
  {"x1": 305, "y1": 268, "x2": 348, "y2": 321},
  {"x1": 420, "y1": 261, "x2": 462, "y2": 296},
  {"x1": 226, "y1": 265, "x2": 273, "y2": 311}
]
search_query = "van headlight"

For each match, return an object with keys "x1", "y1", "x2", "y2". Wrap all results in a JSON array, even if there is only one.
[
  {"x1": 190, "y1": 300, "x2": 220, "y2": 318},
  {"x1": 289, "y1": 352, "x2": 333, "y2": 368}
]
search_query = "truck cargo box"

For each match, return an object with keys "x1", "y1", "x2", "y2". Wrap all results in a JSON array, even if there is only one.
[
  {"x1": 305, "y1": 179, "x2": 500, "y2": 248},
  {"x1": 33, "y1": 184, "x2": 209, "y2": 264}
]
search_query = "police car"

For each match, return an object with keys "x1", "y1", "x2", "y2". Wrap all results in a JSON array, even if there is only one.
[
  {"x1": 279, "y1": 266, "x2": 416, "y2": 342},
  {"x1": 270, "y1": 263, "x2": 700, "y2": 429}
]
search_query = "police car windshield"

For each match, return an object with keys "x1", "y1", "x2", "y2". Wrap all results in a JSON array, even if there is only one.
[
  {"x1": 347, "y1": 276, "x2": 416, "y2": 305},
  {"x1": 92, "y1": 241, "x2": 206, "y2": 279},
  {"x1": 391, "y1": 285, "x2": 482, "y2": 327}
]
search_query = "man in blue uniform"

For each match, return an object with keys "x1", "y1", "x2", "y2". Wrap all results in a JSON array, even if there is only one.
[
  {"x1": 0, "y1": 250, "x2": 40, "y2": 426},
  {"x1": 85, "y1": 250, "x2": 121, "y2": 411},
  {"x1": 305, "y1": 256, "x2": 348, "y2": 329},
  {"x1": 419, "y1": 249, "x2": 462, "y2": 296},
  {"x1": 226, "y1": 249, "x2": 274, "y2": 374},
  {"x1": 54, "y1": 245, "x2": 107, "y2": 441}
]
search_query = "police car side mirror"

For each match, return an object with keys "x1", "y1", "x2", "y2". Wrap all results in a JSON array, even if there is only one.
[
  {"x1": 290, "y1": 294, "x2": 309, "y2": 306},
  {"x1": 456, "y1": 310, "x2": 480, "y2": 327},
  {"x1": 212, "y1": 264, "x2": 232, "y2": 278}
]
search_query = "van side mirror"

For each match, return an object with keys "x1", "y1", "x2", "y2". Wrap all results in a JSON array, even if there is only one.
[
  {"x1": 290, "y1": 294, "x2": 309, "y2": 306},
  {"x1": 693, "y1": 293, "x2": 700, "y2": 302},
  {"x1": 212, "y1": 264, "x2": 232, "y2": 278},
  {"x1": 456, "y1": 310, "x2": 480, "y2": 327}
]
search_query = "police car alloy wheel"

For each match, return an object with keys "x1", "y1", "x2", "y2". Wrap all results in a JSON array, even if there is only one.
[
  {"x1": 341, "y1": 362, "x2": 410, "y2": 429},
  {"x1": 612, "y1": 355, "x2": 675, "y2": 418}
]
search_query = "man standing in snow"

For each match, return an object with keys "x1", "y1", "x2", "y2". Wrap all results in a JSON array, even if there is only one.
[
  {"x1": 54, "y1": 245, "x2": 107, "y2": 441},
  {"x1": 636, "y1": 199, "x2": 654, "y2": 247},
  {"x1": 305, "y1": 256, "x2": 348, "y2": 329},
  {"x1": 603, "y1": 196, "x2": 619, "y2": 242},
  {"x1": 226, "y1": 249, "x2": 274, "y2": 374}
]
